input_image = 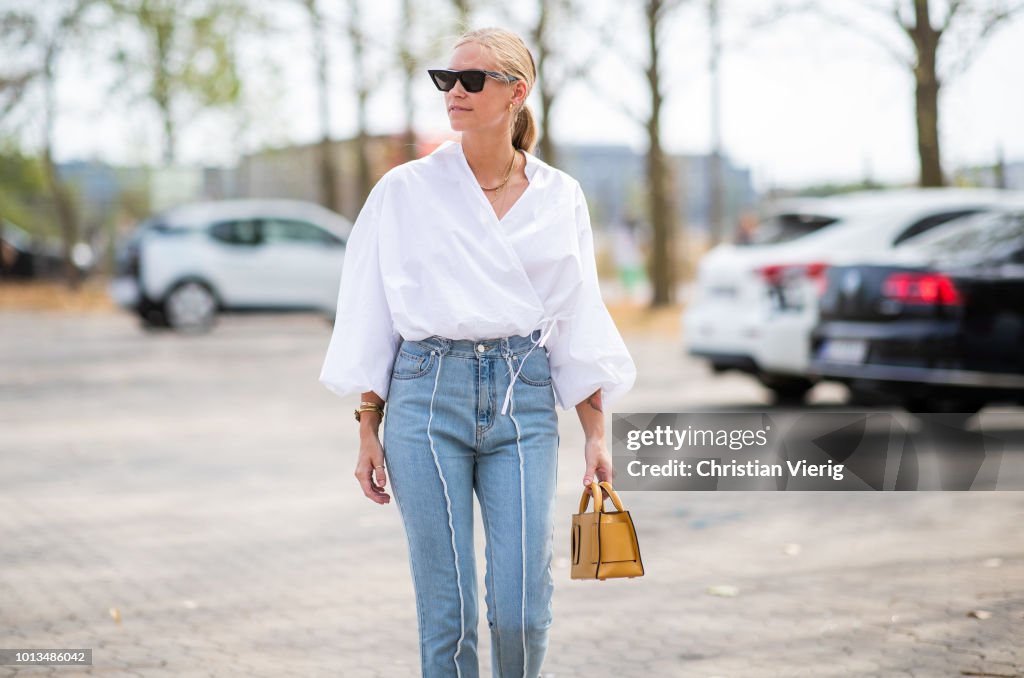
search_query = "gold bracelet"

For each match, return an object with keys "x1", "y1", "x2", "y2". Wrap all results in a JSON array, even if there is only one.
[{"x1": 354, "y1": 402, "x2": 385, "y2": 422}]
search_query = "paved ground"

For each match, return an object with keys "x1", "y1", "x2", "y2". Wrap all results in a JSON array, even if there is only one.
[{"x1": 1, "y1": 310, "x2": 1022, "y2": 678}]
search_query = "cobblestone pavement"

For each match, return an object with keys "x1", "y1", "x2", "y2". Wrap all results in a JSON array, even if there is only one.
[{"x1": 2, "y1": 311, "x2": 1022, "y2": 678}]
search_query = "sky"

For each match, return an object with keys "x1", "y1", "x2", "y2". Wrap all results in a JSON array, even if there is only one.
[{"x1": 16, "y1": 0, "x2": 1024, "y2": 193}]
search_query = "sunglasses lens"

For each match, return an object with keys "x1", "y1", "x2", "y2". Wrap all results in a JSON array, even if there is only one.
[
  {"x1": 430, "y1": 70, "x2": 457, "y2": 91},
  {"x1": 460, "y1": 71, "x2": 486, "y2": 92}
]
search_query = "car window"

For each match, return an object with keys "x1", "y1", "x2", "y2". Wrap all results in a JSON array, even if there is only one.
[
  {"x1": 891, "y1": 209, "x2": 986, "y2": 246},
  {"x1": 209, "y1": 219, "x2": 261, "y2": 246},
  {"x1": 904, "y1": 211, "x2": 1024, "y2": 266},
  {"x1": 744, "y1": 213, "x2": 839, "y2": 245},
  {"x1": 262, "y1": 219, "x2": 338, "y2": 245},
  {"x1": 127, "y1": 217, "x2": 167, "y2": 244}
]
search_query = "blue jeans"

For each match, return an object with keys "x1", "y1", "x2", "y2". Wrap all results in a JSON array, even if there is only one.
[{"x1": 382, "y1": 332, "x2": 560, "y2": 678}]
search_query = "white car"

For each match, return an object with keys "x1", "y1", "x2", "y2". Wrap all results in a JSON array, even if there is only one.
[
  {"x1": 683, "y1": 188, "x2": 1023, "y2": 401},
  {"x1": 109, "y1": 199, "x2": 352, "y2": 331}
]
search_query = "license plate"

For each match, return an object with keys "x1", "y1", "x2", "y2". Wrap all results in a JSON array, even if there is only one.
[
  {"x1": 708, "y1": 285, "x2": 737, "y2": 299},
  {"x1": 819, "y1": 339, "x2": 867, "y2": 364}
]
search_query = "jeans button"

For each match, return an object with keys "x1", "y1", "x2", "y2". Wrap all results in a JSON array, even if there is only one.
[{"x1": 476, "y1": 344, "x2": 485, "y2": 353}]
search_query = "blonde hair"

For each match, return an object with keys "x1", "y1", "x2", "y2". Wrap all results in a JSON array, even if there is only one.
[{"x1": 453, "y1": 27, "x2": 538, "y2": 153}]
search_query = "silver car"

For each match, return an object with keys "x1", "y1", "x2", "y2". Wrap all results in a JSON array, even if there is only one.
[{"x1": 109, "y1": 199, "x2": 352, "y2": 331}]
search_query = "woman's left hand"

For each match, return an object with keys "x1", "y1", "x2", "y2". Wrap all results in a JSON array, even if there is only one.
[{"x1": 582, "y1": 436, "x2": 614, "y2": 488}]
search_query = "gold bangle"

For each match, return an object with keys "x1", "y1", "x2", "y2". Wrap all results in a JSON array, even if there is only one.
[{"x1": 354, "y1": 403, "x2": 385, "y2": 422}]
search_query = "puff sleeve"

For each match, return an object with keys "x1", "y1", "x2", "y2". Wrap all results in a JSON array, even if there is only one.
[
  {"x1": 547, "y1": 182, "x2": 637, "y2": 411},
  {"x1": 318, "y1": 174, "x2": 401, "y2": 402}
]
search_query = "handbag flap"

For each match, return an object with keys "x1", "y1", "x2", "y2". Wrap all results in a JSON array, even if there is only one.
[{"x1": 600, "y1": 516, "x2": 639, "y2": 563}]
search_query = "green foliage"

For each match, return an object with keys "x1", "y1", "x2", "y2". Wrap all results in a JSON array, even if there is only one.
[
  {"x1": 0, "y1": 138, "x2": 47, "y2": 230},
  {"x1": 102, "y1": 0, "x2": 250, "y2": 162}
]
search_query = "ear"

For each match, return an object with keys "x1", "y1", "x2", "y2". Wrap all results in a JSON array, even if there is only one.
[{"x1": 514, "y1": 79, "x2": 528, "y2": 105}]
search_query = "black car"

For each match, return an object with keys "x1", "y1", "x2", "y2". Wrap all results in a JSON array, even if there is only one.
[
  {"x1": 810, "y1": 208, "x2": 1024, "y2": 413},
  {"x1": 0, "y1": 219, "x2": 82, "y2": 279}
]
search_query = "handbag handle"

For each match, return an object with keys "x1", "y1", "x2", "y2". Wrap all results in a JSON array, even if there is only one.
[
  {"x1": 577, "y1": 481, "x2": 604, "y2": 514},
  {"x1": 577, "y1": 481, "x2": 628, "y2": 514},
  {"x1": 598, "y1": 481, "x2": 627, "y2": 513}
]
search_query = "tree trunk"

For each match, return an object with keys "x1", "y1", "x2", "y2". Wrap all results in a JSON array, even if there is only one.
[
  {"x1": 349, "y1": 2, "x2": 372, "y2": 205},
  {"x1": 355, "y1": 105, "x2": 371, "y2": 205},
  {"x1": 994, "y1": 144, "x2": 1006, "y2": 189},
  {"x1": 645, "y1": 0, "x2": 678, "y2": 307},
  {"x1": 153, "y1": 14, "x2": 176, "y2": 165},
  {"x1": 532, "y1": 0, "x2": 558, "y2": 167},
  {"x1": 0, "y1": 219, "x2": 7, "y2": 279},
  {"x1": 43, "y1": 49, "x2": 80, "y2": 290},
  {"x1": 707, "y1": 0, "x2": 724, "y2": 245},
  {"x1": 910, "y1": 0, "x2": 943, "y2": 187},
  {"x1": 399, "y1": 0, "x2": 418, "y2": 163},
  {"x1": 306, "y1": 0, "x2": 340, "y2": 212},
  {"x1": 536, "y1": 87, "x2": 556, "y2": 166},
  {"x1": 160, "y1": 101, "x2": 175, "y2": 166},
  {"x1": 452, "y1": 0, "x2": 470, "y2": 27}
]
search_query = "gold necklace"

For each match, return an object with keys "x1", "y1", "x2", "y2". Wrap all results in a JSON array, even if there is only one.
[
  {"x1": 487, "y1": 152, "x2": 521, "y2": 218},
  {"x1": 479, "y1": 149, "x2": 517, "y2": 192}
]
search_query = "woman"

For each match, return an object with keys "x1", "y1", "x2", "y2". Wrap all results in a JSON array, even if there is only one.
[{"x1": 319, "y1": 27, "x2": 636, "y2": 678}]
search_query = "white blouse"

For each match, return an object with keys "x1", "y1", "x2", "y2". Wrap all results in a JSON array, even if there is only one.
[{"x1": 318, "y1": 139, "x2": 636, "y2": 412}]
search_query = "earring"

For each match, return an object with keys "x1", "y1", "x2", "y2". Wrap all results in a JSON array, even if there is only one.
[{"x1": 508, "y1": 102, "x2": 514, "y2": 112}]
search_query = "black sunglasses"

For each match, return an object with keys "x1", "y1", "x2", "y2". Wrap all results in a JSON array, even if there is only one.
[{"x1": 427, "y1": 68, "x2": 519, "y2": 93}]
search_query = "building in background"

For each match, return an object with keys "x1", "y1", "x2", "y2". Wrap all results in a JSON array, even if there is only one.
[
  {"x1": 43, "y1": 134, "x2": 759, "y2": 277},
  {"x1": 239, "y1": 135, "x2": 758, "y2": 236},
  {"x1": 555, "y1": 143, "x2": 756, "y2": 237},
  {"x1": 237, "y1": 134, "x2": 447, "y2": 222},
  {"x1": 956, "y1": 160, "x2": 1024, "y2": 190}
]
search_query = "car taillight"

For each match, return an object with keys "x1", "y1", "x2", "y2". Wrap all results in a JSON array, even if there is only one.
[
  {"x1": 756, "y1": 263, "x2": 785, "y2": 286},
  {"x1": 882, "y1": 272, "x2": 962, "y2": 306},
  {"x1": 755, "y1": 261, "x2": 830, "y2": 295},
  {"x1": 804, "y1": 262, "x2": 829, "y2": 296}
]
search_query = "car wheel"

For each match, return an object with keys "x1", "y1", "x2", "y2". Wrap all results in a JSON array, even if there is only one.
[
  {"x1": 138, "y1": 309, "x2": 169, "y2": 331},
  {"x1": 759, "y1": 374, "x2": 814, "y2": 404},
  {"x1": 164, "y1": 281, "x2": 218, "y2": 333},
  {"x1": 136, "y1": 303, "x2": 169, "y2": 329},
  {"x1": 132, "y1": 294, "x2": 170, "y2": 330}
]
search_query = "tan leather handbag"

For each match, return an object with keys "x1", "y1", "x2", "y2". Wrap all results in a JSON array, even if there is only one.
[{"x1": 570, "y1": 481, "x2": 645, "y2": 580}]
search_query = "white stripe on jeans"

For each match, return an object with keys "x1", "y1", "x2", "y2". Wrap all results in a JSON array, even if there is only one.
[
  {"x1": 426, "y1": 352, "x2": 464, "y2": 678},
  {"x1": 504, "y1": 352, "x2": 528, "y2": 678}
]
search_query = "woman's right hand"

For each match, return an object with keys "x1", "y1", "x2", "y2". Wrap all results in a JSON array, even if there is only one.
[{"x1": 355, "y1": 430, "x2": 390, "y2": 505}]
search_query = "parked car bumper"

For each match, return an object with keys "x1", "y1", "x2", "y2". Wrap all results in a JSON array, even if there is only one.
[
  {"x1": 754, "y1": 308, "x2": 816, "y2": 375},
  {"x1": 810, "y1": 320, "x2": 1024, "y2": 392},
  {"x1": 683, "y1": 303, "x2": 763, "y2": 365}
]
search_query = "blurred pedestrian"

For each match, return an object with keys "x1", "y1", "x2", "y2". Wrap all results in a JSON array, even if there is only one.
[
  {"x1": 612, "y1": 217, "x2": 647, "y2": 301},
  {"x1": 734, "y1": 208, "x2": 760, "y2": 245},
  {"x1": 318, "y1": 26, "x2": 636, "y2": 678}
]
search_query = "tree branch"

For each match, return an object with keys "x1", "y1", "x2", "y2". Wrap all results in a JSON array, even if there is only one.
[
  {"x1": 943, "y1": 1, "x2": 1024, "y2": 79},
  {"x1": 808, "y1": 4, "x2": 915, "y2": 68},
  {"x1": 0, "y1": 70, "x2": 36, "y2": 118},
  {"x1": 729, "y1": 0, "x2": 909, "y2": 58},
  {"x1": 739, "y1": 0, "x2": 816, "y2": 33},
  {"x1": 0, "y1": 10, "x2": 38, "y2": 45},
  {"x1": 592, "y1": 15, "x2": 648, "y2": 74},
  {"x1": 941, "y1": 0, "x2": 966, "y2": 33},
  {"x1": 581, "y1": 75, "x2": 646, "y2": 126}
]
